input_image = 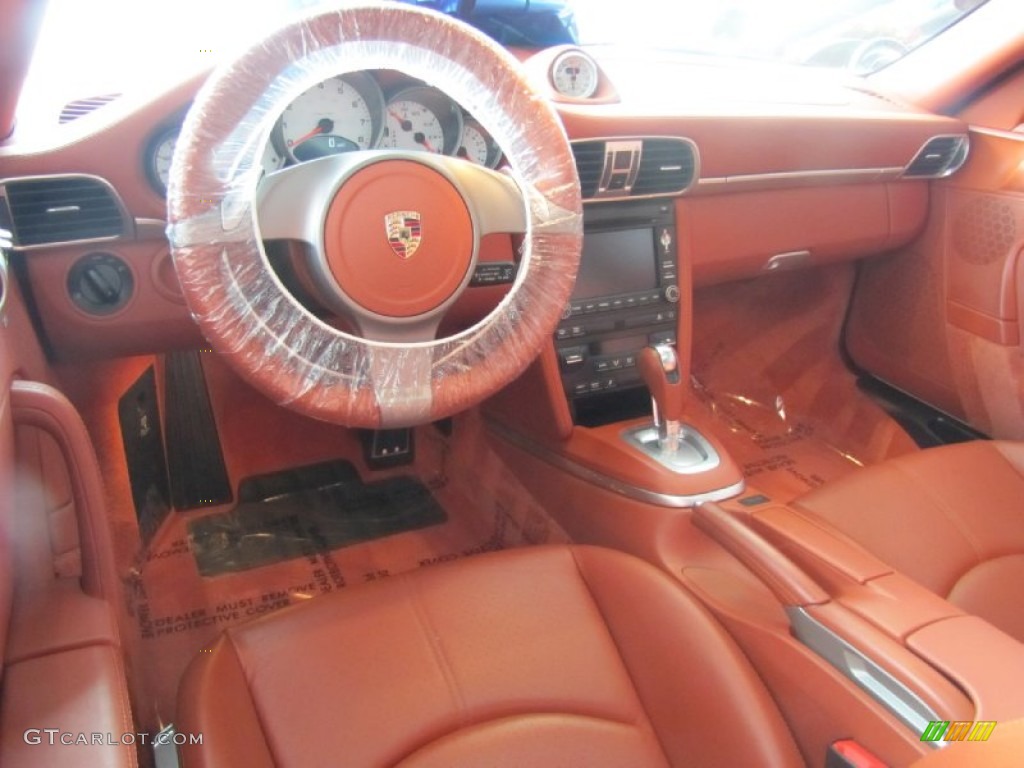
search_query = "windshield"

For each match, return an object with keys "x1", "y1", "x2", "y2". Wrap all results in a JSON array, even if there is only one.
[
  {"x1": 572, "y1": 0, "x2": 989, "y2": 71},
  {"x1": 20, "y1": 0, "x2": 990, "y2": 123}
]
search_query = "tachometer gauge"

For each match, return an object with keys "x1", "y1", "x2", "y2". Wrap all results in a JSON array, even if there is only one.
[
  {"x1": 457, "y1": 118, "x2": 502, "y2": 168},
  {"x1": 277, "y1": 73, "x2": 384, "y2": 163},
  {"x1": 551, "y1": 50, "x2": 600, "y2": 99},
  {"x1": 380, "y1": 86, "x2": 462, "y2": 156}
]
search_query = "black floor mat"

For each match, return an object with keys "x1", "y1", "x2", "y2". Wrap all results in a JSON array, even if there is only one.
[
  {"x1": 118, "y1": 366, "x2": 171, "y2": 543},
  {"x1": 164, "y1": 350, "x2": 233, "y2": 511},
  {"x1": 857, "y1": 376, "x2": 988, "y2": 448},
  {"x1": 188, "y1": 461, "x2": 447, "y2": 577}
]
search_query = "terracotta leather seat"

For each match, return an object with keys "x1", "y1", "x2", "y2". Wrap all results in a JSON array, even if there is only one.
[
  {"x1": 178, "y1": 545, "x2": 804, "y2": 767},
  {"x1": 793, "y1": 440, "x2": 1024, "y2": 642},
  {"x1": 0, "y1": 382, "x2": 135, "y2": 767}
]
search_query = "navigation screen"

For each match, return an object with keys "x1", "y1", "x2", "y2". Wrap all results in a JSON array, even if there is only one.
[{"x1": 572, "y1": 228, "x2": 657, "y2": 300}]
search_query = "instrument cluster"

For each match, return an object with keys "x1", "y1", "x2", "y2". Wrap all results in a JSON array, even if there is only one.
[{"x1": 145, "y1": 71, "x2": 504, "y2": 195}]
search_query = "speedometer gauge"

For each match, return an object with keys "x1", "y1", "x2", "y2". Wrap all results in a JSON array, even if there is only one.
[
  {"x1": 379, "y1": 86, "x2": 462, "y2": 156},
  {"x1": 551, "y1": 50, "x2": 600, "y2": 99},
  {"x1": 277, "y1": 73, "x2": 384, "y2": 163}
]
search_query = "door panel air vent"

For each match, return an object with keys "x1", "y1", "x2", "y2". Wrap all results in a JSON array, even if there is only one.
[
  {"x1": 571, "y1": 137, "x2": 699, "y2": 201},
  {"x1": 59, "y1": 94, "x2": 121, "y2": 124},
  {"x1": 633, "y1": 138, "x2": 697, "y2": 196},
  {"x1": 904, "y1": 135, "x2": 969, "y2": 179},
  {"x1": 570, "y1": 141, "x2": 606, "y2": 199},
  {"x1": 3, "y1": 176, "x2": 127, "y2": 247}
]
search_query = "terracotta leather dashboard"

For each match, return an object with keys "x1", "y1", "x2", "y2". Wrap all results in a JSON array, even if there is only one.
[{"x1": 0, "y1": 48, "x2": 967, "y2": 360}]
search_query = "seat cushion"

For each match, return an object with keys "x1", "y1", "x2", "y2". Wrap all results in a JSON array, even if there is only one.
[
  {"x1": 177, "y1": 545, "x2": 802, "y2": 768},
  {"x1": 794, "y1": 440, "x2": 1024, "y2": 641},
  {"x1": 0, "y1": 644, "x2": 136, "y2": 767}
]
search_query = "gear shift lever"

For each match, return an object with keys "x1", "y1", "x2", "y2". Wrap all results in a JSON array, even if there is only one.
[
  {"x1": 638, "y1": 344, "x2": 685, "y2": 453},
  {"x1": 626, "y1": 343, "x2": 720, "y2": 473}
]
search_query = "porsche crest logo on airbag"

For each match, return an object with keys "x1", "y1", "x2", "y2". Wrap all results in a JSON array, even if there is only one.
[{"x1": 384, "y1": 210, "x2": 422, "y2": 260}]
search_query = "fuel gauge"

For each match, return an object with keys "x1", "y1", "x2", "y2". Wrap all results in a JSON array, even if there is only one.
[{"x1": 457, "y1": 119, "x2": 502, "y2": 168}]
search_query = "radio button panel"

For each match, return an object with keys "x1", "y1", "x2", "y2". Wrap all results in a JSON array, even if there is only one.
[{"x1": 555, "y1": 201, "x2": 680, "y2": 412}]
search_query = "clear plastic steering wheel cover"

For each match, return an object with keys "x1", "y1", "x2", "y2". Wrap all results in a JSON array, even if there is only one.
[{"x1": 166, "y1": 5, "x2": 582, "y2": 428}]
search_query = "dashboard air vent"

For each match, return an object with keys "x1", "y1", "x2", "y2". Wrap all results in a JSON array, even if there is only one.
[
  {"x1": 634, "y1": 139, "x2": 697, "y2": 196},
  {"x1": 904, "y1": 135, "x2": 969, "y2": 179},
  {"x1": 4, "y1": 176, "x2": 126, "y2": 247},
  {"x1": 571, "y1": 138, "x2": 699, "y2": 201},
  {"x1": 59, "y1": 94, "x2": 121, "y2": 124},
  {"x1": 571, "y1": 141, "x2": 606, "y2": 199}
]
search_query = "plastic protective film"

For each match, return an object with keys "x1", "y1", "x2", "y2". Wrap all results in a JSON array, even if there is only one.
[{"x1": 166, "y1": 4, "x2": 582, "y2": 428}]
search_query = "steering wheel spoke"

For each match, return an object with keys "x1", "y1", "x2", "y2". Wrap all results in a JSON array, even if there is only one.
[
  {"x1": 256, "y1": 151, "x2": 526, "y2": 245},
  {"x1": 255, "y1": 154, "x2": 361, "y2": 245},
  {"x1": 355, "y1": 314, "x2": 442, "y2": 344},
  {"x1": 431, "y1": 157, "x2": 527, "y2": 237}
]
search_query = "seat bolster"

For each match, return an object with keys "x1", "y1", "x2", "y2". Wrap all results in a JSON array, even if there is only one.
[
  {"x1": 947, "y1": 555, "x2": 1024, "y2": 642},
  {"x1": 993, "y1": 441, "x2": 1024, "y2": 474},
  {"x1": 5, "y1": 579, "x2": 118, "y2": 664},
  {"x1": 11, "y1": 380, "x2": 121, "y2": 603},
  {"x1": 0, "y1": 381, "x2": 136, "y2": 767},
  {"x1": 394, "y1": 714, "x2": 670, "y2": 768},
  {"x1": 177, "y1": 636, "x2": 275, "y2": 768},
  {"x1": 0, "y1": 644, "x2": 136, "y2": 767},
  {"x1": 571, "y1": 546, "x2": 803, "y2": 768}
]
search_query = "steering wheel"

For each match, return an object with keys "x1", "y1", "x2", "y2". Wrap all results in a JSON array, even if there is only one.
[{"x1": 166, "y1": 5, "x2": 582, "y2": 428}]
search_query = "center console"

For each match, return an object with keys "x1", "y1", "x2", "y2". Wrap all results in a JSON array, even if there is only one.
[
  {"x1": 554, "y1": 200, "x2": 680, "y2": 419},
  {"x1": 487, "y1": 192, "x2": 743, "y2": 505}
]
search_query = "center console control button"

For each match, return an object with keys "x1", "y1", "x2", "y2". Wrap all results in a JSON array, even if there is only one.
[
  {"x1": 593, "y1": 354, "x2": 638, "y2": 372},
  {"x1": 559, "y1": 345, "x2": 587, "y2": 370}
]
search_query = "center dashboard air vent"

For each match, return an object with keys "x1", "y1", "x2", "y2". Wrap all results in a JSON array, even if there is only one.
[
  {"x1": 571, "y1": 138, "x2": 698, "y2": 201},
  {"x1": 571, "y1": 141, "x2": 606, "y2": 199},
  {"x1": 2, "y1": 175, "x2": 127, "y2": 248}
]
